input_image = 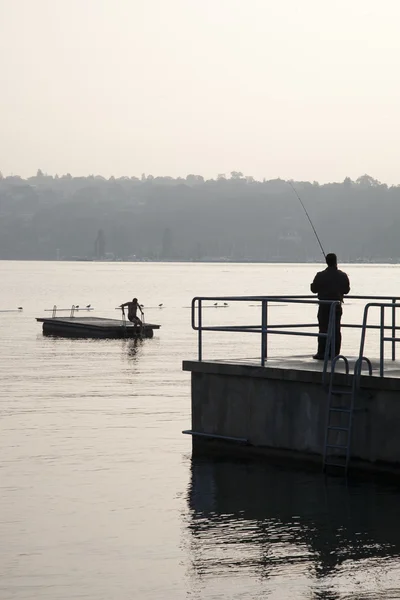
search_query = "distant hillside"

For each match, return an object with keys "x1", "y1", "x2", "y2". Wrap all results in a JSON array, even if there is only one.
[{"x1": 0, "y1": 171, "x2": 397, "y2": 262}]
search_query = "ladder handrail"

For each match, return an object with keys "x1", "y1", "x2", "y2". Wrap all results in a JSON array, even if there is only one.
[
  {"x1": 353, "y1": 356, "x2": 373, "y2": 391},
  {"x1": 326, "y1": 354, "x2": 350, "y2": 394}
]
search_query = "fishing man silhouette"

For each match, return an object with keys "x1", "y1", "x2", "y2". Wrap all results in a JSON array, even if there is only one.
[
  {"x1": 310, "y1": 253, "x2": 350, "y2": 360},
  {"x1": 119, "y1": 297, "x2": 143, "y2": 326}
]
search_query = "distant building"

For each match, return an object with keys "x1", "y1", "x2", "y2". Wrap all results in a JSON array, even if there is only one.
[{"x1": 94, "y1": 229, "x2": 106, "y2": 259}]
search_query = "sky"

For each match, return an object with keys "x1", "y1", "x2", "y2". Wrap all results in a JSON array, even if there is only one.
[{"x1": 1, "y1": 0, "x2": 400, "y2": 183}]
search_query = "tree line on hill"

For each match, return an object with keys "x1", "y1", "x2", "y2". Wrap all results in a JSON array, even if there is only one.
[{"x1": 0, "y1": 170, "x2": 397, "y2": 262}]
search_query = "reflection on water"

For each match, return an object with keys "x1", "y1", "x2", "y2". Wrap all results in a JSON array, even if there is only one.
[
  {"x1": 3, "y1": 261, "x2": 400, "y2": 599},
  {"x1": 186, "y1": 458, "x2": 400, "y2": 599},
  {"x1": 124, "y1": 338, "x2": 144, "y2": 360}
]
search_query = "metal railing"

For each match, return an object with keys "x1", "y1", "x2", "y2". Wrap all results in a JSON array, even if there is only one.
[
  {"x1": 191, "y1": 294, "x2": 400, "y2": 378},
  {"x1": 358, "y1": 302, "x2": 400, "y2": 376},
  {"x1": 50, "y1": 305, "x2": 83, "y2": 317},
  {"x1": 50, "y1": 304, "x2": 78, "y2": 317}
]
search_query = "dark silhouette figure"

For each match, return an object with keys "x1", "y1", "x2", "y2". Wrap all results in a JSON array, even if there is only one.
[
  {"x1": 310, "y1": 253, "x2": 350, "y2": 359},
  {"x1": 120, "y1": 297, "x2": 143, "y2": 326}
]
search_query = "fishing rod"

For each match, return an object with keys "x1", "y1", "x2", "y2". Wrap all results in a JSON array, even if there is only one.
[{"x1": 287, "y1": 181, "x2": 326, "y2": 259}]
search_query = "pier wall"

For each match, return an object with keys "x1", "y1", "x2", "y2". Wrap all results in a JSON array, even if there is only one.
[{"x1": 182, "y1": 361, "x2": 400, "y2": 473}]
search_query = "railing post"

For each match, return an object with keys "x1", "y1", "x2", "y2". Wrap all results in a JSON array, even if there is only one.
[
  {"x1": 331, "y1": 302, "x2": 336, "y2": 360},
  {"x1": 392, "y1": 298, "x2": 396, "y2": 361},
  {"x1": 261, "y1": 300, "x2": 268, "y2": 366},
  {"x1": 70, "y1": 305, "x2": 75, "y2": 318},
  {"x1": 380, "y1": 305, "x2": 385, "y2": 377},
  {"x1": 198, "y1": 299, "x2": 202, "y2": 361},
  {"x1": 52, "y1": 305, "x2": 57, "y2": 318},
  {"x1": 325, "y1": 301, "x2": 336, "y2": 361},
  {"x1": 358, "y1": 304, "x2": 370, "y2": 360},
  {"x1": 322, "y1": 302, "x2": 334, "y2": 384}
]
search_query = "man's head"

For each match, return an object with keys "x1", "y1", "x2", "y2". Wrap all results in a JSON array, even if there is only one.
[
  {"x1": 325, "y1": 253, "x2": 337, "y2": 267},
  {"x1": 132, "y1": 297, "x2": 138, "y2": 303}
]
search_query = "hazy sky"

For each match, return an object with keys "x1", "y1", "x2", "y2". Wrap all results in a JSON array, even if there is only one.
[{"x1": 1, "y1": 0, "x2": 400, "y2": 183}]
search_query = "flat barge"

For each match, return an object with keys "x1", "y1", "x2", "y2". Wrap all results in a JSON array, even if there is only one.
[{"x1": 36, "y1": 316, "x2": 160, "y2": 339}]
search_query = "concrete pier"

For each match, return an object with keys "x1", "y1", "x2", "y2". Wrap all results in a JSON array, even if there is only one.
[{"x1": 183, "y1": 356, "x2": 400, "y2": 476}]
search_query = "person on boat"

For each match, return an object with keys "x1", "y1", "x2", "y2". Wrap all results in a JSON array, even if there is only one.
[
  {"x1": 310, "y1": 253, "x2": 350, "y2": 360},
  {"x1": 119, "y1": 297, "x2": 143, "y2": 326}
]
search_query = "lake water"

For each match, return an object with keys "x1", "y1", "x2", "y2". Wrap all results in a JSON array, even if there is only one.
[{"x1": 1, "y1": 260, "x2": 400, "y2": 600}]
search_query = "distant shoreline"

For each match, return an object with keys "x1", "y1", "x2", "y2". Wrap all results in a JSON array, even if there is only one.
[{"x1": 1, "y1": 258, "x2": 399, "y2": 265}]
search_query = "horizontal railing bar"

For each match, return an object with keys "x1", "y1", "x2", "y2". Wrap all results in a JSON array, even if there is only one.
[
  {"x1": 265, "y1": 323, "x2": 318, "y2": 329},
  {"x1": 266, "y1": 323, "x2": 400, "y2": 330},
  {"x1": 225, "y1": 325, "x2": 272, "y2": 329},
  {"x1": 194, "y1": 326, "x2": 323, "y2": 337},
  {"x1": 192, "y1": 326, "x2": 265, "y2": 331},
  {"x1": 192, "y1": 297, "x2": 337, "y2": 305},
  {"x1": 194, "y1": 324, "x2": 317, "y2": 330},
  {"x1": 344, "y1": 295, "x2": 400, "y2": 300},
  {"x1": 193, "y1": 295, "x2": 314, "y2": 301},
  {"x1": 268, "y1": 323, "x2": 400, "y2": 330},
  {"x1": 193, "y1": 322, "x2": 400, "y2": 331},
  {"x1": 341, "y1": 324, "x2": 400, "y2": 330},
  {"x1": 261, "y1": 330, "x2": 322, "y2": 337},
  {"x1": 192, "y1": 327, "x2": 270, "y2": 333},
  {"x1": 192, "y1": 294, "x2": 400, "y2": 302},
  {"x1": 364, "y1": 302, "x2": 400, "y2": 308}
]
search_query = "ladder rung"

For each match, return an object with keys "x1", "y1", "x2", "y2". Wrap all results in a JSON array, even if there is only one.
[
  {"x1": 328, "y1": 426, "x2": 349, "y2": 432},
  {"x1": 330, "y1": 407, "x2": 351, "y2": 413},
  {"x1": 326, "y1": 443, "x2": 348, "y2": 449},
  {"x1": 331, "y1": 389, "x2": 352, "y2": 395},
  {"x1": 325, "y1": 462, "x2": 348, "y2": 469}
]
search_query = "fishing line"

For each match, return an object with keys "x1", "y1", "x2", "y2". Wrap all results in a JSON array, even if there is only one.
[{"x1": 287, "y1": 181, "x2": 326, "y2": 259}]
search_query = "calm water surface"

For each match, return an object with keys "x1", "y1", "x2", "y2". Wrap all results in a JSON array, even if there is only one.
[{"x1": 1, "y1": 261, "x2": 400, "y2": 599}]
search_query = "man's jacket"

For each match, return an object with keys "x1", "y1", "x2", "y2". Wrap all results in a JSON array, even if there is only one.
[{"x1": 311, "y1": 266, "x2": 350, "y2": 301}]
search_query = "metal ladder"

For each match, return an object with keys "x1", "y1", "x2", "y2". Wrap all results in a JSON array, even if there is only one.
[{"x1": 323, "y1": 355, "x2": 372, "y2": 474}]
